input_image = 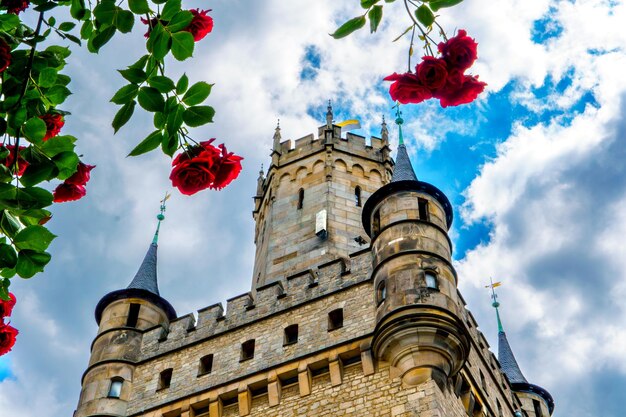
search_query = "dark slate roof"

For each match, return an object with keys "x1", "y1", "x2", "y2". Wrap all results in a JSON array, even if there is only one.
[
  {"x1": 391, "y1": 144, "x2": 418, "y2": 182},
  {"x1": 94, "y1": 242, "x2": 176, "y2": 324},
  {"x1": 498, "y1": 330, "x2": 528, "y2": 384},
  {"x1": 127, "y1": 243, "x2": 160, "y2": 295}
]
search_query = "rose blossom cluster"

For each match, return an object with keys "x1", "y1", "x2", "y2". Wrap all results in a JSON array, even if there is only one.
[
  {"x1": 0, "y1": 0, "x2": 29, "y2": 14},
  {"x1": 0, "y1": 37, "x2": 11, "y2": 74},
  {"x1": 384, "y1": 30, "x2": 486, "y2": 108},
  {"x1": 40, "y1": 113, "x2": 64, "y2": 141},
  {"x1": 0, "y1": 293, "x2": 18, "y2": 356},
  {"x1": 1, "y1": 144, "x2": 28, "y2": 176},
  {"x1": 53, "y1": 161, "x2": 96, "y2": 203},
  {"x1": 170, "y1": 139, "x2": 243, "y2": 195},
  {"x1": 141, "y1": 8, "x2": 213, "y2": 41}
]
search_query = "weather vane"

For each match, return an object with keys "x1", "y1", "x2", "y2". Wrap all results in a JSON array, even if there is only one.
[
  {"x1": 153, "y1": 192, "x2": 171, "y2": 244},
  {"x1": 485, "y1": 278, "x2": 504, "y2": 332},
  {"x1": 392, "y1": 101, "x2": 405, "y2": 145}
]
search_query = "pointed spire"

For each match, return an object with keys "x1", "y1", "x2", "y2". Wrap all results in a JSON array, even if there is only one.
[
  {"x1": 391, "y1": 104, "x2": 418, "y2": 182},
  {"x1": 326, "y1": 100, "x2": 333, "y2": 128},
  {"x1": 127, "y1": 193, "x2": 169, "y2": 295},
  {"x1": 381, "y1": 115, "x2": 389, "y2": 144},
  {"x1": 256, "y1": 164, "x2": 265, "y2": 195},
  {"x1": 272, "y1": 119, "x2": 282, "y2": 154}
]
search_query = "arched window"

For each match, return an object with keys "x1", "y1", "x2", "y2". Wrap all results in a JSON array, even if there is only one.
[
  {"x1": 355, "y1": 186, "x2": 362, "y2": 207},
  {"x1": 107, "y1": 377, "x2": 123, "y2": 398},
  {"x1": 198, "y1": 354, "x2": 213, "y2": 376},
  {"x1": 424, "y1": 271, "x2": 438, "y2": 289},
  {"x1": 372, "y1": 210, "x2": 381, "y2": 237},
  {"x1": 297, "y1": 188, "x2": 304, "y2": 209},
  {"x1": 376, "y1": 280, "x2": 387, "y2": 305}
]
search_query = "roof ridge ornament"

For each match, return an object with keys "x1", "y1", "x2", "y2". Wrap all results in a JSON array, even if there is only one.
[{"x1": 326, "y1": 99, "x2": 333, "y2": 128}]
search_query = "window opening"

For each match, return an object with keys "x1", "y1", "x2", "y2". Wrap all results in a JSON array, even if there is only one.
[
  {"x1": 241, "y1": 339, "x2": 255, "y2": 361},
  {"x1": 297, "y1": 188, "x2": 304, "y2": 209},
  {"x1": 424, "y1": 271, "x2": 438, "y2": 289},
  {"x1": 198, "y1": 354, "x2": 213, "y2": 376},
  {"x1": 126, "y1": 303, "x2": 140, "y2": 328},
  {"x1": 372, "y1": 210, "x2": 381, "y2": 237},
  {"x1": 284, "y1": 324, "x2": 298, "y2": 345},
  {"x1": 107, "y1": 378, "x2": 123, "y2": 398},
  {"x1": 355, "y1": 186, "x2": 362, "y2": 207},
  {"x1": 328, "y1": 308, "x2": 344, "y2": 331},
  {"x1": 533, "y1": 399, "x2": 543, "y2": 417},
  {"x1": 158, "y1": 368, "x2": 173, "y2": 390},
  {"x1": 418, "y1": 198, "x2": 430, "y2": 221},
  {"x1": 376, "y1": 280, "x2": 387, "y2": 305}
]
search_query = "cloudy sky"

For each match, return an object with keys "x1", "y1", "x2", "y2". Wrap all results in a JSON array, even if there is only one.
[{"x1": 1, "y1": 0, "x2": 626, "y2": 416}]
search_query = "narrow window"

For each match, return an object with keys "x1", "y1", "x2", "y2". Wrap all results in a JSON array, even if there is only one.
[
  {"x1": 126, "y1": 303, "x2": 140, "y2": 328},
  {"x1": 107, "y1": 378, "x2": 123, "y2": 398},
  {"x1": 355, "y1": 186, "x2": 362, "y2": 207},
  {"x1": 480, "y1": 370, "x2": 487, "y2": 391},
  {"x1": 198, "y1": 354, "x2": 213, "y2": 376},
  {"x1": 376, "y1": 280, "x2": 387, "y2": 305},
  {"x1": 328, "y1": 308, "x2": 343, "y2": 331},
  {"x1": 297, "y1": 188, "x2": 304, "y2": 209},
  {"x1": 497, "y1": 400, "x2": 503, "y2": 417},
  {"x1": 372, "y1": 209, "x2": 381, "y2": 237},
  {"x1": 241, "y1": 339, "x2": 255, "y2": 361},
  {"x1": 533, "y1": 399, "x2": 543, "y2": 417},
  {"x1": 158, "y1": 368, "x2": 173, "y2": 390},
  {"x1": 284, "y1": 324, "x2": 298, "y2": 345},
  {"x1": 418, "y1": 198, "x2": 429, "y2": 221},
  {"x1": 424, "y1": 271, "x2": 438, "y2": 289}
]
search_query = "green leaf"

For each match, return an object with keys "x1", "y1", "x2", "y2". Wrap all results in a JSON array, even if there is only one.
[
  {"x1": 20, "y1": 160, "x2": 56, "y2": 186},
  {"x1": 182, "y1": 106, "x2": 215, "y2": 127},
  {"x1": 38, "y1": 67, "x2": 58, "y2": 88},
  {"x1": 0, "y1": 244, "x2": 18, "y2": 269},
  {"x1": 161, "y1": 0, "x2": 181, "y2": 21},
  {"x1": 361, "y1": 0, "x2": 379, "y2": 7},
  {"x1": 165, "y1": 104, "x2": 184, "y2": 134},
  {"x1": 138, "y1": 87, "x2": 165, "y2": 112},
  {"x1": 129, "y1": 54, "x2": 149, "y2": 70},
  {"x1": 52, "y1": 151, "x2": 79, "y2": 180},
  {"x1": 115, "y1": 10, "x2": 135, "y2": 33},
  {"x1": 330, "y1": 16, "x2": 366, "y2": 39},
  {"x1": 80, "y1": 20, "x2": 93, "y2": 39},
  {"x1": 23, "y1": 117, "x2": 47, "y2": 142},
  {"x1": 148, "y1": 76, "x2": 176, "y2": 93},
  {"x1": 171, "y1": 31, "x2": 194, "y2": 61},
  {"x1": 90, "y1": 26, "x2": 117, "y2": 52},
  {"x1": 45, "y1": 45, "x2": 72, "y2": 59},
  {"x1": 182, "y1": 82, "x2": 212, "y2": 106},
  {"x1": 65, "y1": 33, "x2": 82, "y2": 46},
  {"x1": 154, "y1": 112, "x2": 166, "y2": 129},
  {"x1": 118, "y1": 68, "x2": 146, "y2": 84},
  {"x1": 58, "y1": 22, "x2": 76, "y2": 32},
  {"x1": 8, "y1": 107, "x2": 27, "y2": 132},
  {"x1": 0, "y1": 210, "x2": 22, "y2": 238},
  {"x1": 176, "y1": 73, "x2": 189, "y2": 95},
  {"x1": 429, "y1": 0, "x2": 463, "y2": 11},
  {"x1": 16, "y1": 250, "x2": 51, "y2": 278},
  {"x1": 128, "y1": 0, "x2": 150, "y2": 14},
  {"x1": 166, "y1": 10, "x2": 193, "y2": 32},
  {"x1": 13, "y1": 209, "x2": 52, "y2": 226},
  {"x1": 34, "y1": 2, "x2": 57, "y2": 12},
  {"x1": 0, "y1": 186, "x2": 54, "y2": 210},
  {"x1": 93, "y1": 0, "x2": 117, "y2": 25},
  {"x1": 70, "y1": 0, "x2": 87, "y2": 19},
  {"x1": 368, "y1": 5, "x2": 383, "y2": 33},
  {"x1": 0, "y1": 14, "x2": 20, "y2": 31},
  {"x1": 161, "y1": 133, "x2": 178, "y2": 157},
  {"x1": 40, "y1": 135, "x2": 76, "y2": 157},
  {"x1": 150, "y1": 24, "x2": 171, "y2": 61},
  {"x1": 112, "y1": 101, "x2": 136, "y2": 133},
  {"x1": 13, "y1": 225, "x2": 56, "y2": 252},
  {"x1": 46, "y1": 85, "x2": 72, "y2": 105},
  {"x1": 110, "y1": 84, "x2": 139, "y2": 104},
  {"x1": 128, "y1": 130, "x2": 163, "y2": 156},
  {"x1": 415, "y1": 5, "x2": 435, "y2": 27},
  {"x1": 0, "y1": 277, "x2": 9, "y2": 299}
]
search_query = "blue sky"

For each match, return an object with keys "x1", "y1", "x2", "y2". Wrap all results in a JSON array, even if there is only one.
[{"x1": 2, "y1": 1, "x2": 626, "y2": 416}]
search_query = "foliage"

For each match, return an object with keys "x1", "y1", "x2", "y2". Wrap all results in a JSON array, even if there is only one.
[{"x1": 0, "y1": 0, "x2": 229, "y2": 301}]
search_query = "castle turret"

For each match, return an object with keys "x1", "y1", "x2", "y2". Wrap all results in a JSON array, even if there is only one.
[
  {"x1": 489, "y1": 283, "x2": 555, "y2": 417},
  {"x1": 362, "y1": 108, "x2": 470, "y2": 386},
  {"x1": 75, "y1": 199, "x2": 176, "y2": 417}
]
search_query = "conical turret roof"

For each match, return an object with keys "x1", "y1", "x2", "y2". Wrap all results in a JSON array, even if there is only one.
[
  {"x1": 391, "y1": 144, "x2": 418, "y2": 182},
  {"x1": 498, "y1": 330, "x2": 528, "y2": 384}
]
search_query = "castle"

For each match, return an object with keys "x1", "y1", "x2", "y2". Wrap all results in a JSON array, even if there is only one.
[{"x1": 74, "y1": 105, "x2": 554, "y2": 417}]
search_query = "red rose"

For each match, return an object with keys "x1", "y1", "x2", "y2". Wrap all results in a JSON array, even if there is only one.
[
  {"x1": 416, "y1": 56, "x2": 448, "y2": 91},
  {"x1": 211, "y1": 144, "x2": 243, "y2": 190},
  {"x1": 0, "y1": 293, "x2": 16, "y2": 319},
  {"x1": 187, "y1": 9, "x2": 213, "y2": 42},
  {"x1": 435, "y1": 71, "x2": 487, "y2": 108},
  {"x1": 438, "y1": 29, "x2": 478, "y2": 71},
  {"x1": 384, "y1": 72, "x2": 433, "y2": 105},
  {"x1": 0, "y1": 38, "x2": 11, "y2": 74},
  {"x1": 40, "y1": 113, "x2": 64, "y2": 141},
  {"x1": 0, "y1": 0, "x2": 29, "y2": 14},
  {"x1": 65, "y1": 162, "x2": 95, "y2": 186},
  {"x1": 0, "y1": 323, "x2": 18, "y2": 356},
  {"x1": 53, "y1": 183, "x2": 86, "y2": 203},
  {"x1": 140, "y1": 16, "x2": 166, "y2": 38},
  {"x1": 1, "y1": 145, "x2": 28, "y2": 176}
]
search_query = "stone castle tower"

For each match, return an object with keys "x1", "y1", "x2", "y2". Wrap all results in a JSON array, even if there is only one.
[{"x1": 74, "y1": 106, "x2": 554, "y2": 417}]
